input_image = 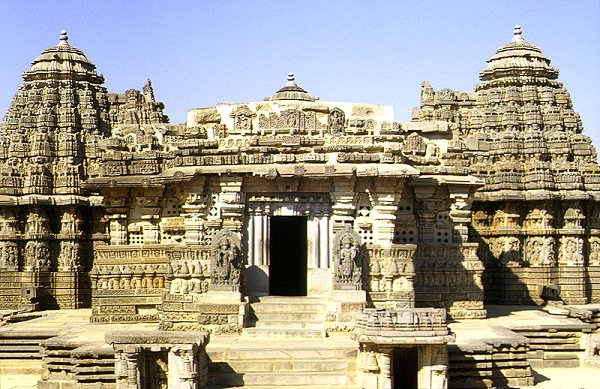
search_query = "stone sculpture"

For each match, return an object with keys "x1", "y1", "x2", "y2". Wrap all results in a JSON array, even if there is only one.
[
  {"x1": 333, "y1": 226, "x2": 363, "y2": 289},
  {"x1": 210, "y1": 229, "x2": 242, "y2": 288}
]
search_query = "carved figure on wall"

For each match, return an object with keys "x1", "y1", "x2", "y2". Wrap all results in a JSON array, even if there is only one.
[
  {"x1": 26, "y1": 209, "x2": 48, "y2": 236},
  {"x1": 333, "y1": 226, "x2": 363, "y2": 288},
  {"x1": 525, "y1": 237, "x2": 556, "y2": 266},
  {"x1": 560, "y1": 237, "x2": 584, "y2": 266},
  {"x1": 590, "y1": 239, "x2": 600, "y2": 266},
  {"x1": 59, "y1": 241, "x2": 80, "y2": 271},
  {"x1": 525, "y1": 237, "x2": 542, "y2": 266},
  {"x1": 499, "y1": 236, "x2": 521, "y2": 265},
  {"x1": 60, "y1": 209, "x2": 82, "y2": 235},
  {"x1": 231, "y1": 105, "x2": 255, "y2": 134},
  {"x1": 210, "y1": 229, "x2": 242, "y2": 287},
  {"x1": 0, "y1": 242, "x2": 18, "y2": 269},
  {"x1": 236, "y1": 113, "x2": 251, "y2": 132},
  {"x1": 24, "y1": 240, "x2": 50, "y2": 271},
  {"x1": 329, "y1": 108, "x2": 345, "y2": 136}
]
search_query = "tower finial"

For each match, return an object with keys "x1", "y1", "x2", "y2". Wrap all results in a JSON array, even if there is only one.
[
  {"x1": 512, "y1": 25, "x2": 524, "y2": 42},
  {"x1": 287, "y1": 72, "x2": 296, "y2": 85},
  {"x1": 59, "y1": 30, "x2": 69, "y2": 46}
]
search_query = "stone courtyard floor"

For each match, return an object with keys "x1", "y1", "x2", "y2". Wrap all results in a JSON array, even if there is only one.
[{"x1": 0, "y1": 306, "x2": 599, "y2": 388}]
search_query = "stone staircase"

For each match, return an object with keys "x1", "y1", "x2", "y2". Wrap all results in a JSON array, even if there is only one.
[
  {"x1": 206, "y1": 297, "x2": 357, "y2": 388},
  {"x1": 206, "y1": 337, "x2": 358, "y2": 388},
  {"x1": 243, "y1": 296, "x2": 327, "y2": 338},
  {"x1": 512, "y1": 322, "x2": 595, "y2": 368}
]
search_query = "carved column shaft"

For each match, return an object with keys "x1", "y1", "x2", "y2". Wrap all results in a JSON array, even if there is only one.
[
  {"x1": 374, "y1": 179, "x2": 404, "y2": 247},
  {"x1": 109, "y1": 214, "x2": 128, "y2": 245},
  {"x1": 331, "y1": 177, "x2": 357, "y2": 234},
  {"x1": 218, "y1": 177, "x2": 244, "y2": 233}
]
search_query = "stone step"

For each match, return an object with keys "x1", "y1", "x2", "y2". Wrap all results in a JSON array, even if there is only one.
[
  {"x1": 207, "y1": 384, "x2": 357, "y2": 389},
  {"x1": 251, "y1": 303, "x2": 326, "y2": 313},
  {"x1": 0, "y1": 352, "x2": 41, "y2": 358},
  {"x1": 210, "y1": 371, "x2": 349, "y2": 386},
  {"x1": 209, "y1": 358, "x2": 351, "y2": 373},
  {"x1": 208, "y1": 344, "x2": 357, "y2": 361},
  {"x1": 249, "y1": 297, "x2": 326, "y2": 313},
  {"x1": 249, "y1": 311, "x2": 325, "y2": 321},
  {"x1": 242, "y1": 327, "x2": 326, "y2": 338},
  {"x1": 250, "y1": 320, "x2": 325, "y2": 330}
]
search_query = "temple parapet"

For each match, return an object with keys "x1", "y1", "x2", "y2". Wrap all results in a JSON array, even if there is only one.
[
  {"x1": 353, "y1": 307, "x2": 453, "y2": 389},
  {"x1": 353, "y1": 307, "x2": 451, "y2": 342}
]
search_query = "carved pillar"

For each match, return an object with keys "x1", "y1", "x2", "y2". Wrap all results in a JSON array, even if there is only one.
[
  {"x1": 418, "y1": 344, "x2": 449, "y2": 389},
  {"x1": 377, "y1": 348, "x2": 393, "y2": 389},
  {"x1": 218, "y1": 176, "x2": 244, "y2": 233},
  {"x1": 109, "y1": 214, "x2": 128, "y2": 245},
  {"x1": 114, "y1": 347, "x2": 141, "y2": 389},
  {"x1": 448, "y1": 191, "x2": 472, "y2": 243},
  {"x1": 249, "y1": 210, "x2": 268, "y2": 266},
  {"x1": 308, "y1": 211, "x2": 320, "y2": 268},
  {"x1": 105, "y1": 189, "x2": 130, "y2": 245},
  {"x1": 319, "y1": 211, "x2": 330, "y2": 268},
  {"x1": 412, "y1": 183, "x2": 436, "y2": 243},
  {"x1": 170, "y1": 347, "x2": 199, "y2": 389},
  {"x1": 133, "y1": 188, "x2": 162, "y2": 245},
  {"x1": 331, "y1": 177, "x2": 357, "y2": 234},
  {"x1": 182, "y1": 179, "x2": 207, "y2": 244},
  {"x1": 373, "y1": 178, "x2": 402, "y2": 247}
]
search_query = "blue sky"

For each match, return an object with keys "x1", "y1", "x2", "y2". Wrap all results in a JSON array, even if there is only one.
[{"x1": 1, "y1": 1, "x2": 599, "y2": 148}]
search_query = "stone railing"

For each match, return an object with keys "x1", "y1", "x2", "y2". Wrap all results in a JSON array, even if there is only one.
[{"x1": 353, "y1": 308, "x2": 451, "y2": 342}]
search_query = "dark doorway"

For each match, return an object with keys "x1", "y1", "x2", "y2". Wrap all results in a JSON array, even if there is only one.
[
  {"x1": 269, "y1": 216, "x2": 307, "y2": 296},
  {"x1": 393, "y1": 347, "x2": 418, "y2": 389},
  {"x1": 143, "y1": 351, "x2": 169, "y2": 389}
]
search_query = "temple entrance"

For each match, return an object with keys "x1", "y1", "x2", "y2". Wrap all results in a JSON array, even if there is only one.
[
  {"x1": 392, "y1": 347, "x2": 418, "y2": 389},
  {"x1": 269, "y1": 216, "x2": 307, "y2": 296}
]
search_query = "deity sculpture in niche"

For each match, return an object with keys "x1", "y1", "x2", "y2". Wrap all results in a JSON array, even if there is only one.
[
  {"x1": 210, "y1": 229, "x2": 242, "y2": 288},
  {"x1": 230, "y1": 105, "x2": 255, "y2": 134},
  {"x1": 333, "y1": 226, "x2": 363, "y2": 289},
  {"x1": 329, "y1": 108, "x2": 345, "y2": 136}
]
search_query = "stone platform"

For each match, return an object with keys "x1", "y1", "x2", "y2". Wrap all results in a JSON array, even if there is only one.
[{"x1": 0, "y1": 306, "x2": 598, "y2": 388}]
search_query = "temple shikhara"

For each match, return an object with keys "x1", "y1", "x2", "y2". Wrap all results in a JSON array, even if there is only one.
[{"x1": 0, "y1": 27, "x2": 599, "y2": 389}]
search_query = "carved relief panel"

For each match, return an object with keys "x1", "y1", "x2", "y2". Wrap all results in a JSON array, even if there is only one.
[{"x1": 333, "y1": 226, "x2": 363, "y2": 290}]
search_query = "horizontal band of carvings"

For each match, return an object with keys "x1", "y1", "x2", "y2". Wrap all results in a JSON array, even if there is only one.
[{"x1": 353, "y1": 307, "x2": 452, "y2": 344}]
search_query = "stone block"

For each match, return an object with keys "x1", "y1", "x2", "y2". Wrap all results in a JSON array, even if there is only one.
[
  {"x1": 543, "y1": 351, "x2": 580, "y2": 360},
  {"x1": 542, "y1": 359, "x2": 580, "y2": 368}
]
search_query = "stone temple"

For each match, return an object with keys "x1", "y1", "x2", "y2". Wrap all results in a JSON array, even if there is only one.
[{"x1": 0, "y1": 27, "x2": 599, "y2": 389}]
